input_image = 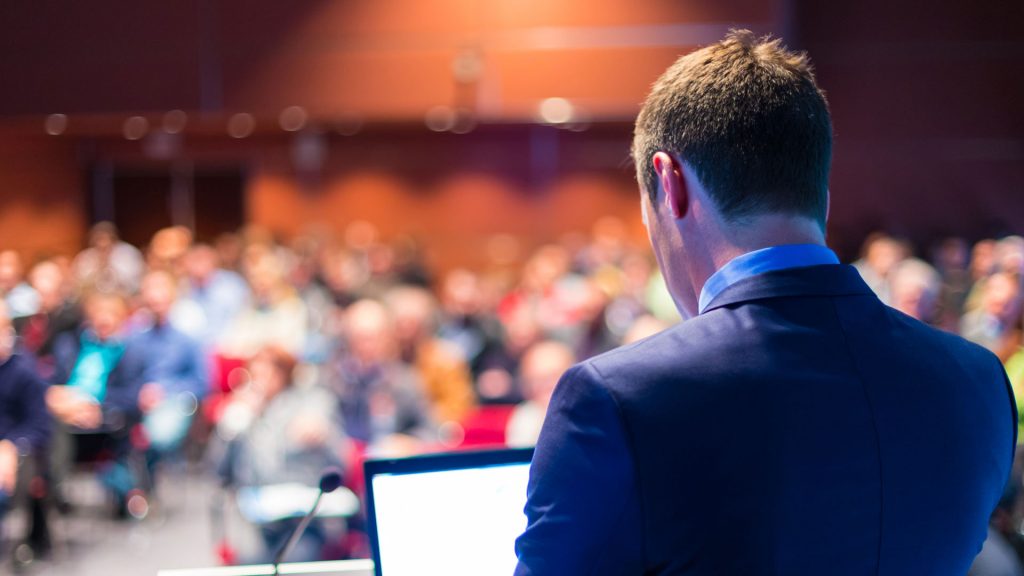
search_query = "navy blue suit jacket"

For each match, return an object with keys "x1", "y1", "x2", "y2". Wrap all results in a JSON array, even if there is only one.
[{"x1": 515, "y1": 264, "x2": 1016, "y2": 575}]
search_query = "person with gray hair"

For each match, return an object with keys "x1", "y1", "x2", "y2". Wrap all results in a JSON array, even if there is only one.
[
  {"x1": 385, "y1": 285, "x2": 476, "y2": 424},
  {"x1": 330, "y1": 299, "x2": 433, "y2": 455},
  {"x1": 890, "y1": 258, "x2": 942, "y2": 324},
  {"x1": 0, "y1": 251, "x2": 39, "y2": 320},
  {"x1": 505, "y1": 341, "x2": 575, "y2": 448}
]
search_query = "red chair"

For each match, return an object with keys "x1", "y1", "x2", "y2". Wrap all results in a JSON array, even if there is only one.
[
  {"x1": 202, "y1": 354, "x2": 249, "y2": 426},
  {"x1": 456, "y1": 405, "x2": 516, "y2": 449}
]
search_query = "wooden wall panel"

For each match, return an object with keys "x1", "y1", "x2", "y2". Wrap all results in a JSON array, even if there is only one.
[
  {"x1": 0, "y1": 136, "x2": 85, "y2": 262},
  {"x1": 0, "y1": 0, "x2": 783, "y2": 119},
  {"x1": 243, "y1": 128, "x2": 645, "y2": 272},
  {"x1": 798, "y1": 0, "x2": 1024, "y2": 256}
]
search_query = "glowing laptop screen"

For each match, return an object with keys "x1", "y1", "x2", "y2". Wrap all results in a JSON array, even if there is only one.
[{"x1": 365, "y1": 449, "x2": 533, "y2": 576}]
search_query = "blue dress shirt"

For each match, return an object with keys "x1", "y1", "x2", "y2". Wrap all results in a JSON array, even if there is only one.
[
  {"x1": 130, "y1": 321, "x2": 208, "y2": 399},
  {"x1": 698, "y1": 244, "x2": 840, "y2": 314}
]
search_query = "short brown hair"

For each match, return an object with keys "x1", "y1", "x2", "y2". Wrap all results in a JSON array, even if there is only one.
[
  {"x1": 633, "y1": 30, "x2": 832, "y2": 227},
  {"x1": 252, "y1": 345, "x2": 298, "y2": 386}
]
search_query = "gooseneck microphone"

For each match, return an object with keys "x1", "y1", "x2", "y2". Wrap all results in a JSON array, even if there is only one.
[{"x1": 272, "y1": 468, "x2": 344, "y2": 576}]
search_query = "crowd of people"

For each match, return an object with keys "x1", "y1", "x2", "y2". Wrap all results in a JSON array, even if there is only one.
[
  {"x1": 0, "y1": 217, "x2": 675, "y2": 564},
  {"x1": 2, "y1": 219, "x2": 1024, "y2": 566}
]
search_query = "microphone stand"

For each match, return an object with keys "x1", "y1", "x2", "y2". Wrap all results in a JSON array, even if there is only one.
[{"x1": 272, "y1": 468, "x2": 343, "y2": 576}]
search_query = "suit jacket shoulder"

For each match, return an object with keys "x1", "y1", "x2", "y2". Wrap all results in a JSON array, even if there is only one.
[{"x1": 519, "y1": 265, "x2": 1015, "y2": 575}]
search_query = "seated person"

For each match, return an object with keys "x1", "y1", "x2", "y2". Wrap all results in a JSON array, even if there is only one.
[
  {"x1": 961, "y1": 271, "x2": 1022, "y2": 359},
  {"x1": 217, "y1": 346, "x2": 348, "y2": 563},
  {"x1": 47, "y1": 291, "x2": 143, "y2": 515},
  {"x1": 385, "y1": 285, "x2": 476, "y2": 424},
  {"x1": 16, "y1": 260, "x2": 82, "y2": 382},
  {"x1": 71, "y1": 222, "x2": 145, "y2": 296},
  {"x1": 505, "y1": 341, "x2": 574, "y2": 448},
  {"x1": 890, "y1": 258, "x2": 942, "y2": 325},
  {"x1": 174, "y1": 243, "x2": 249, "y2": 346},
  {"x1": 0, "y1": 300, "x2": 50, "y2": 523},
  {"x1": 472, "y1": 308, "x2": 539, "y2": 405},
  {"x1": 0, "y1": 250, "x2": 39, "y2": 320},
  {"x1": 436, "y1": 269, "x2": 506, "y2": 381},
  {"x1": 217, "y1": 247, "x2": 306, "y2": 359},
  {"x1": 331, "y1": 299, "x2": 434, "y2": 456},
  {"x1": 132, "y1": 270, "x2": 208, "y2": 483}
]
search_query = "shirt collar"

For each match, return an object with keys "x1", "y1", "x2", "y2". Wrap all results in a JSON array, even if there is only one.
[
  {"x1": 698, "y1": 244, "x2": 839, "y2": 314},
  {"x1": 81, "y1": 328, "x2": 126, "y2": 348}
]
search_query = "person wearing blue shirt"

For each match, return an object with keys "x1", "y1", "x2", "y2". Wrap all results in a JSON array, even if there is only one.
[
  {"x1": 173, "y1": 244, "x2": 250, "y2": 346},
  {"x1": 132, "y1": 270, "x2": 208, "y2": 481},
  {"x1": 515, "y1": 31, "x2": 1015, "y2": 575}
]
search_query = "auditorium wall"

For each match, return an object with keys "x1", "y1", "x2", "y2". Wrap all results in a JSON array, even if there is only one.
[
  {"x1": 245, "y1": 126, "x2": 648, "y2": 271},
  {"x1": 797, "y1": 0, "x2": 1024, "y2": 253},
  {"x1": 0, "y1": 0, "x2": 1021, "y2": 266},
  {"x1": 0, "y1": 133, "x2": 85, "y2": 262}
]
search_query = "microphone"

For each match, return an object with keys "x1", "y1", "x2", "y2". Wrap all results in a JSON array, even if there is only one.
[{"x1": 272, "y1": 468, "x2": 344, "y2": 576}]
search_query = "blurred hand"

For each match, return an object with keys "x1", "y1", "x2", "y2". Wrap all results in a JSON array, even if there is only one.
[
  {"x1": 67, "y1": 402, "x2": 103, "y2": 430},
  {"x1": 138, "y1": 382, "x2": 165, "y2": 413},
  {"x1": 46, "y1": 386, "x2": 81, "y2": 421},
  {"x1": 47, "y1": 387, "x2": 103, "y2": 429},
  {"x1": 45, "y1": 386, "x2": 72, "y2": 415},
  {"x1": 288, "y1": 416, "x2": 329, "y2": 448},
  {"x1": 0, "y1": 440, "x2": 17, "y2": 494}
]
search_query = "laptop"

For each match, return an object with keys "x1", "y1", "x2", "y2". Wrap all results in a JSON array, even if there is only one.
[{"x1": 364, "y1": 447, "x2": 534, "y2": 576}]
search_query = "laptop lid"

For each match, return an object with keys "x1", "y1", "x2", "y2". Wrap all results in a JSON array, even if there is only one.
[{"x1": 364, "y1": 447, "x2": 534, "y2": 576}]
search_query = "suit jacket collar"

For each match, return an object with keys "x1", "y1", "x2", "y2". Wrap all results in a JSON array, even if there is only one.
[{"x1": 701, "y1": 264, "x2": 875, "y2": 314}]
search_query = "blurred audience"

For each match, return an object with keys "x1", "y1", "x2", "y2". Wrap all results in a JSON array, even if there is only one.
[
  {"x1": 18, "y1": 260, "x2": 81, "y2": 381},
  {"x1": 971, "y1": 483, "x2": 1024, "y2": 576},
  {"x1": 0, "y1": 250, "x2": 39, "y2": 320},
  {"x1": 72, "y1": 222, "x2": 145, "y2": 296},
  {"x1": 853, "y1": 233, "x2": 910, "y2": 305},
  {"x1": 330, "y1": 299, "x2": 433, "y2": 455},
  {"x1": 622, "y1": 314, "x2": 671, "y2": 345},
  {"x1": 890, "y1": 258, "x2": 942, "y2": 324},
  {"x1": 437, "y1": 269, "x2": 505, "y2": 380},
  {"x1": 962, "y1": 272, "x2": 1022, "y2": 360},
  {"x1": 385, "y1": 286, "x2": 475, "y2": 424},
  {"x1": 47, "y1": 291, "x2": 145, "y2": 515},
  {"x1": 48, "y1": 293, "x2": 140, "y2": 430},
  {"x1": 0, "y1": 300, "x2": 50, "y2": 522},
  {"x1": 505, "y1": 341, "x2": 574, "y2": 448},
  {"x1": 173, "y1": 243, "x2": 250, "y2": 346},
  {"x1": 217, "y1": 346, "x2": 347, "y2": 563},
  {"x1": 933, "y1": 237, "x2": 972, "y2": 330},
  {"x1": 131, "y1": 270, "x2": 208, "y2": 483},
  {"x1": 218, "y1": 247, "x2": 306, "y2": 359},
  {"x1": 12, "y1": 216, "x2": 1024, "y2": 566}
]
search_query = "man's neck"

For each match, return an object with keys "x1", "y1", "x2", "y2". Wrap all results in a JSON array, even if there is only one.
[
  {"x1": 715, "y1": 216, "x2": 825, "y2": 268},
  {"x1": 688, "y1": 214, "x2": 827, "y2": 309}
]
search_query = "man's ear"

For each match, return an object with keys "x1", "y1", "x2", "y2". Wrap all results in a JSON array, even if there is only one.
[{"x1": 652, "y1": 152, "x2": 687, "y2": 219}]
